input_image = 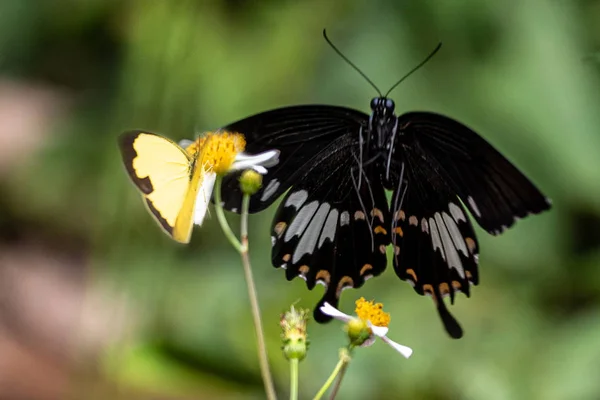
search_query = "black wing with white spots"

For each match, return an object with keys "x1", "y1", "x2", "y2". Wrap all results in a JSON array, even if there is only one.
[
  {"x1": 389, "y1": 157, "x2": 479, "y2": 338},
  {"x1": 218, "y1": 106, "x2": 368, "y2": 213},
  {"x1": 211, "y1": 101, "x2": 549, "y2": 338},
  {"x1": 394, "y1": 112, "x2": 551, "y2": 234},
  {"x1": 270, "y1": 135, "x2": 391, "y2": 321}
]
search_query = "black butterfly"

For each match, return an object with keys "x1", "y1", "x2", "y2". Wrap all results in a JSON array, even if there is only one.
[{"x1": 217, "y1": 32, "x2": 551, "y2": 338}]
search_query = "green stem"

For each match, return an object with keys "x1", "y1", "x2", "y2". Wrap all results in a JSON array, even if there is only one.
[
  {"x1": 213, "y1": 176, "x2": 242, "y2": 252},
  {"x1": 313, "y1": 348, "x2": 351, "y2": 400},
  {"x1": 290, "y1": 358, "x2": 299, "y2": 400},
  {"x1": 327, "y1": 356, "x2": 350, "y2": 400},
  {"x1": 239, "y1": 192, "x2": 277, "y2": 400}
]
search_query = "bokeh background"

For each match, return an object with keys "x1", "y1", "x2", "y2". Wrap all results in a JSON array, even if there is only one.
[{"x1": 1, "y1": 1, "x2": 600, "y2": 399}]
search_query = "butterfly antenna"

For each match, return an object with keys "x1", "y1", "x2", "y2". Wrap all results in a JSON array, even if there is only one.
[
  {"x1": 384, "y1": 42, "x2": 442, "y2": 98},
  {"x1": 323, "y1": 29, "x2": 383, "y2": 97}
]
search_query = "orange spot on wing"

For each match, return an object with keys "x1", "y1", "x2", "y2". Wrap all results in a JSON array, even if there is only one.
[
  {"x1": 371, "y1": 208, "x2": 384, "y2": 223},
  {"x1": 465, "y1": 237, "x2": 476, "y2": 253},
  {"x1": 360, "y1": 264, "x2": 373, "y2": 276},
  {"x1": 274, "y1": 222, "x2": 287, "y2": 238},
  {"x1": 316, "y1": 270, "x2": 331, "y2": 285},
  {"x1": 336, "y1": 276, "x2": 354, "y2": 297},
  {"x1": 374, "y1": 226, "x2": 387, "y2": 235},
  {"x1": 299, "y1": 265, "x2": 309, "y2": 275},
  {"x1": 439, "y1": 282, "x2": 450, "y2": 296},
  {"x1": 354, "y1": 211, "x2": 365, "y2": 220},
  {"x1": 422, "y1": 284, "x2": 434, "y2": 295},
  {"x1": 406, "y1": 268, "x2": 417, "y2": 282}
]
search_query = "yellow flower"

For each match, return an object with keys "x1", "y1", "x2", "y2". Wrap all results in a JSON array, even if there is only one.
[
  {"x1": 320, "y1": 299, "x2": 413, "y2": 358},
  {"x1": 178, "y1": 131, "x2": 279, "y2": 225},
  {"x1": 355, "y1": 297, "x2": 391, "y2": 328}
]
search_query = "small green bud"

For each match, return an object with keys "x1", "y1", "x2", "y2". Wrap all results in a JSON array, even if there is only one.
[
  {"x1": 239, "y1": 170, "x2": 263, "y2": 195},
  {"x1": 280, "y1": 305, "x2": 310, "y2": 361},
  {"x1": 345, "y1": 318, "x2": 372, "y2": 347}
]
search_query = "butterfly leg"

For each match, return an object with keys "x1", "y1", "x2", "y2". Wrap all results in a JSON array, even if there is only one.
[{"x1": 350, "y1": 163, "x2": 375, "y2": 253}]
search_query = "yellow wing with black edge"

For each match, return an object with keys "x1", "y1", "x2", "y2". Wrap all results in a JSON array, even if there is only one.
[{"x1": 118, "y1": 130, "x2": 203, "y2": 243}]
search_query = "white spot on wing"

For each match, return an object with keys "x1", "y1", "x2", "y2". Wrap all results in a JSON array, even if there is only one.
[
  {"x1": 285, "y1": 190, "x2": 308, "y2": 209},
  {"x1": 318, "y1": 208, "x2": 338, "y2": 248},
  {"x1": 467, "y1": 196, "x2": 482, "y2": 218},
  {"x1": 260, "y1": 179, "x2": 280, "y2": 202},
  {"x1": 442, "y1": 212, "x2": 468, "y2": 257},
  {"x1": 421, "y1": 218, "x2": 429, "y2": 233},
  {"x1": 340, "y1": 211, "x2": 350, "y2": 226},
  {"x1": 293, "y1": 203, "x2": 331, "y2": 263},
  {"x1": 340, "y1": 285, "x2": 352, "y2": 293},
  {"x1": 284, "y1": 200, "x2": 319, "y2": 242},
  {"x1": 428, "y1": 217, "x2": 444, "y2": 260},
  {"x1": 448, "y1": 202, "x2": 466, "y2": 223},
  {"x1": 435, "y1": 212, "x2": 465, "y2": 279}
]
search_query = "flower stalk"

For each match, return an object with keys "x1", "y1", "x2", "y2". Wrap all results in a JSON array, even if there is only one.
[
  {"x1": 213, "y1": 177, "x2": 242, "y2": 252},
  {"x1": 214, "y1": 174, "x2": 276, "y2": 400},
  {"x1": 290, "y1": 358, "x2": 299, "y2": 400},
  {"x1": 313, "y1": 348, "x2": 352, "y2": 400},
  {"x1": 239, "y1": 191, "x2": 276, "y2": 400}
]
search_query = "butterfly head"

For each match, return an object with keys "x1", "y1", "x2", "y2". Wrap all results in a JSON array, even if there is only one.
[
  {"x1": 369, "y1": 97, "x2": 398, "y2": 149},
  {"x1": 370, "y1": 97, "x2": 395, "y2": 116},
  {"x1": 370, "y1": 97, "x2": 397, "y2": 126}
]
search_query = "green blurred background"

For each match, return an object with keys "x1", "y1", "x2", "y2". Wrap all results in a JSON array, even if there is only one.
[{"x1": 1, "y1": 0, "x2": 600, "y2": 399}]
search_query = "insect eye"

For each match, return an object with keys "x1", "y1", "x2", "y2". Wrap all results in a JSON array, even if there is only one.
[
  {"x1": 385, "y1": 99, "x2": 395, "y2": 111},
  {"x1": 370, "y1": 98, "x2": 380, "y2": 110}
]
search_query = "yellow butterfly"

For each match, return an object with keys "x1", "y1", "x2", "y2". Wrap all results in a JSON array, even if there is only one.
[{"x1": 118, "y1": 130, "x2": 206, "y2": 243}]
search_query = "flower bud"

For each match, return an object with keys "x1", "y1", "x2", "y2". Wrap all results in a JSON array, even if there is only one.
[
  {"x1": 239, "y1": 170, "x2": 262, "y2": 195},
  {"x1": 280, "y1": 305, "x2": 310, "y2": 361},
  {"x1": 346, "y1": 318, "x2": 372, "y2": 347}
]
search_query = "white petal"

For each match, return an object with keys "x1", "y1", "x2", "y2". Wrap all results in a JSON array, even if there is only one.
[
  {"x1": 319, "y1": 302, "x2": 353, "y2": 323},
  {"x1": 251, "y1": 165, "x2": 268, "y2": 174},
  {"x1": 232, "y1": 150, "x2": 280, "y2": 170},
  {"x1": 360, "y1": 336, "x2": 376, "y2": 348},
  {"x1": 194, "y1": 172, "x2": 216, "y2": 225},
  {"x1": 380, "y1": 335, "x2": 413, "y2": 359},
  {"x1": 178, "y1": 139, "x2": 195, "y2": 149},
  {"x1": 370, "y1": 324, "x2": 389, "y2": 337}
]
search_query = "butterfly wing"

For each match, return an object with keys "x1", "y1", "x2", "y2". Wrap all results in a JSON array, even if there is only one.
[
  {"x1": 388, "y1": 155, "x2": 479, "y2": 339},
  {"x1": 119, "y1": 130, "x2": 201, "y2": 243},
  {"x1": 270, "y1": 134, "x2": 390, "y2": 321},
  {"x1": 393, "y1": 112, "x2": 551, "y2": 234},
  {"x1": 218, "y1": 105, "x2": 368, "y2": 212}
]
